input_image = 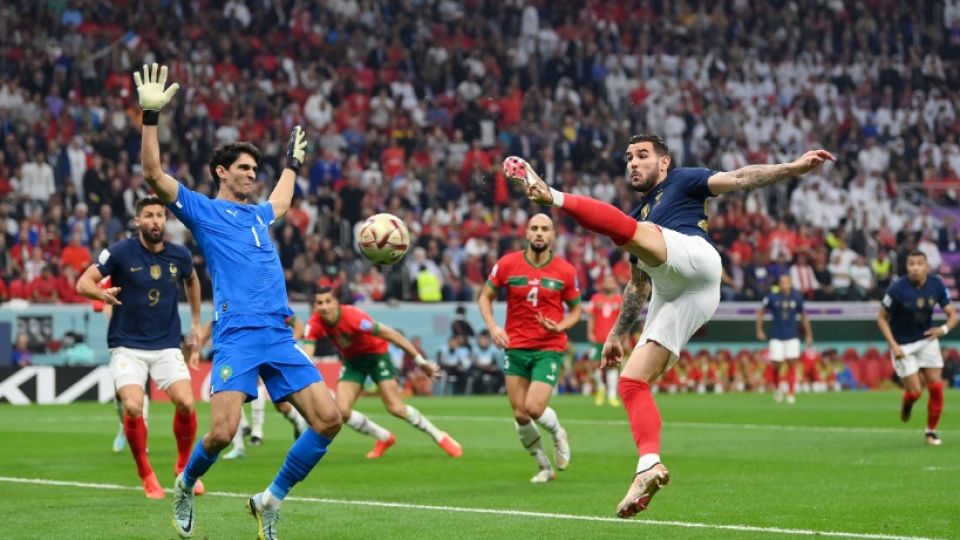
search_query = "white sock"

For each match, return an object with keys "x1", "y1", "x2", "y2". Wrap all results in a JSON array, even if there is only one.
[
  {"x1": 261, "y1": 489, "x2": 282, "y2": 510},
  {"x1": 516, "y1": 421, "x2": 552, "y2": 470},
  {"x1": 284, "y1": 407, "x2": 309, "y2": 434},
  {"x1": 637, "y1": 453, "x2": 661, "y2": 474},
  {"x1": 534, "y1": 406, "x2": 561, "y2": 438},
  {"x1": 405, "y1": 405, "x2": 443, "y2": 442},
  {"x1": 251, "y1": 388, "x2": 266, "y2": 439},
  {"x1": 346, "y1": 410, "x2": 392, "y2": 441},
  {"x1": 238, "y1": 408, "x2": 250, "y2": 431},
  {"x1": 606, "y1": 369, "x2": 619, "y2": 400},
  {"x1": 230, "y1": 422, "x2": 246, "y2": 451},
  {"x1": 548, "y1": 187, "x2": 565, "y2": 207},
  {"x1": 593, "y1": 369, "x2": 604, "y2": 392}
]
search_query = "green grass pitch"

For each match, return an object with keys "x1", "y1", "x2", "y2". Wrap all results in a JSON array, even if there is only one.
[{"x1": 0, "y1": 391, "x2": 957, "y2": 539}]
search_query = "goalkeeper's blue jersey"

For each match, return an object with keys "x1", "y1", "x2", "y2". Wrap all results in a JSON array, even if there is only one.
[{"x1": 168, "y1": 184, "x2": 292, "y2": 327}]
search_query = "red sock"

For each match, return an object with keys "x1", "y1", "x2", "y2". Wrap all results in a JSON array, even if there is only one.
[
  {"x1": 173, "y1": 409, "x2": 198, "y2": 474},
  {"x1": 927, "y1": 381, "x2": 944, "y2": 431},
  {"x1": 903, "y1": 390, "x2": 922, "y2": 408},
  {"x1": 771, "y1": 364, "x2": 780, "y2": 389},
  {"x1": 786, "y1": 364, "x2": 796, "y2": 396},
  {"x1": 123, "y1": 415, "x2": 154, "y2": 479},
  {"x1": 618, "y1": 377, "x2": 661, "y2": 456},
  {"x1": 560, "y1": 194, "x2": 638, "y2": 246}
]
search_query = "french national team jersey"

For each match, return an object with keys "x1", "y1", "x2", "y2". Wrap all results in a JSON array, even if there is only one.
[
  {"x1": 588, "y1": 292, "x2": 622, "y2": 343},
  {"x1": 628, "y1": 167, "x2": 717, "y2": 241},
  {"x1": 882, "y1": 275, "x2": 951, "y2": 344},
  {"x1": 168, "y1": 184, "x2": 292, "y2": 325},
  {"x1": 96, "y1": 237, "x2": 193, "y2": 350},
  {"x1": 304, "y1": 306, "x2": 389, "y2": 358},
  {"x1": 487, "y1": 251, "x2": 581, "y2": 351},
  {"x1": 762, "y1": 291, "x2": 805, "y2": 340}
]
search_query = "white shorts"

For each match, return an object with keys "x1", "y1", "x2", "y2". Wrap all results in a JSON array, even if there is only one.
[
  {"x1": 768, "y1": 338, "x2": 801, "y2": 362},
  {"x1": 891, "y1": 339, "x2": 943, "y2": 379},
  {"x1": 110, "y1": 346, "x2": 191, "y2": 391},
  {"x1": 634, "y1": 227, "x2": 722, "y2": 370}
]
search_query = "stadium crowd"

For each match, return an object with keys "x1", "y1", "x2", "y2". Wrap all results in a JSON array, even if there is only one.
[{"x1": 1, "y1": 0, "x2": 960, "y2": 307}]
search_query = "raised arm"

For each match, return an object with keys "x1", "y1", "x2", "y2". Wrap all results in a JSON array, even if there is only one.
[
  {"x1": 134, "y1": 63, "x2": 182, "y2": 204},
  {"x1": 602, "y1": 266, "x2": 651, "y2": 368},
  {"x1": 269, "y1": 126, "x2": 307, "y2": 219},
  {"x1": 707, "y1": 150, "x2": 836, "y2": 196},
  {"x1": 76, "y1": 265, "x2": 121, "y2": 305}
]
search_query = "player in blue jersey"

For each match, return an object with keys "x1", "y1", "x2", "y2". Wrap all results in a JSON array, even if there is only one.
[
  {"x1": 504, "y1": 134, "x2": 834, "y2": 517},
  {"x1": 134, "y1": 63, "x2": 342, "y2": 540},
  {"x1": 877, "y1": 250, "x2": 957, "y2": 446},
  {"x1": 756, "y1": 275, "x2": 814, "y2": 404},
  {"x1": 76, "y1": 196, "x2": 204, "y2": 499}
]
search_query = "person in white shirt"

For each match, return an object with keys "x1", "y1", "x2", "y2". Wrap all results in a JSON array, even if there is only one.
[{"x1": 848, "y1": 255, "x2": 874, "y2": 300}]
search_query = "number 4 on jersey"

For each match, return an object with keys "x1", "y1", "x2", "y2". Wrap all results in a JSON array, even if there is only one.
[{"x1": 526, "y1": 286, "x2": 539, "y2": 307}]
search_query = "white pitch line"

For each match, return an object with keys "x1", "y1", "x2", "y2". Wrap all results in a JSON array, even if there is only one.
[
  {"x1": 387, "y1": 414, "x2": 957, "y2": 435},
  {"x1": 0, "y1": 476, "x2": 942, "y2": 540}
]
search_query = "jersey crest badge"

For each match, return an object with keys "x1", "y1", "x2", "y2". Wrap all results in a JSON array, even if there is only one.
[
  {"x1": 169, "y1": 263, "x2": 178, "y2": 277},
  {"x1": 150, "y1": 265, "x2": 162, "y2": 280},
  {"x1": 917, "y1": 298, "x2": 925, "y2": 308}
]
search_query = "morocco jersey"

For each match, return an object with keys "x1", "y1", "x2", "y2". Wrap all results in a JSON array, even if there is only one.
[
  {"x1": 304, "y1": 305, "x2": 388, "y2": 359},
  {"x1": 487, "y1": 251, "x2": 581, "y2": 351},
  {"x1": 588, "y1": 292, "x2": 622, "y2": 343}
]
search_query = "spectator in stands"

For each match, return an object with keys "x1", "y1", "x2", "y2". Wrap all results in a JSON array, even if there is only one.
[
  {"x1": 469, "y1": 330, "x2": 503, "y2": 395},
  {"x1": 849, "y1": 256, "x2": 874, "y2": 301},
  {"x1": 29, "y1": 265, "x2": 60, "y2": 304},
  {"x1": 450, "y1": 305, "x2": 475, "y2": 347},
  {"x1": 59, "y1": 231, "x2": 91, "y2": 275},
  {"x1": 437, "y1": 335, "x2": 471, "y2": 395},
  {"x1": 790, "y1": 253, "x2": 817, "y2": 300},
  {"x1": 871, "y1": 248, "x2": 894, "y2": 296},
  {"x1": 11, "y1": 333, "x2": 32, "y2": 368}
]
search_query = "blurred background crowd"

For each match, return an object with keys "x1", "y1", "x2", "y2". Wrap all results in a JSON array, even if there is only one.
[{"x1": 2, "y1": 0, "x2": 960, "y2": 307}]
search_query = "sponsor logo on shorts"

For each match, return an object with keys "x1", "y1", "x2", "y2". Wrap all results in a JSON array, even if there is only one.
[
  {"x1": 220, "y1": 365, "x2": 233, "y2": 382},
  {"x1": 546, "y1": 374, "x2": 556, "y2": 381}
]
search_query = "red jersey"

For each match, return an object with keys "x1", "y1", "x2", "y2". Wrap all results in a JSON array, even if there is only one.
[
  {"x1": 487, "y1": 251, "x2": 580, "y2": 351},
  {"x1": 304, "y1": 305, "x2": 388, "y2": 358},
  {"x1": 588, "y1": 292, "x2": 622, "y2": 343}
]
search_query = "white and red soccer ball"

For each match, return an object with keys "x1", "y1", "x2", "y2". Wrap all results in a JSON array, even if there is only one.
[{"x1": 357, "y1": 213, "x2": 410, "y2": 265}]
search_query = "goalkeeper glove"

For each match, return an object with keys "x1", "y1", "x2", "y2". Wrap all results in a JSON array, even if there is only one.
[
  {"x1": 133, "y1": 63, "x2": 180, "y2": 125},
  {"x1": 286, "y1": 125, "x2": 307, "y2": 174}
]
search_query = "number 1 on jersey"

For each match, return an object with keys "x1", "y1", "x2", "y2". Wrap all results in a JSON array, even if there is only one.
[{"x1": 526, "y1": 286, "x2": 539, "y2": 307}]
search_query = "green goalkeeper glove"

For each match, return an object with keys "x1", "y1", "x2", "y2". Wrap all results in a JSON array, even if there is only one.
[
  {"x1": 285, "y1": 125, "x2": 307, "y2": 174},
  {"x1": 133, "y1": 63, "x2": 180, "y2": 125}
]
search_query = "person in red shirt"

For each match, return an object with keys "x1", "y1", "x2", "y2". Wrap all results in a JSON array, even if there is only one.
[
  {"x1": 60, "y1": 231, "x2": 92, "y2": 275},
  {"x1": 478, "y1": 214, "x2": 581, "y2": 483},
  {"x1": 30, "y1": 265, "x2": 60, "y2": 303},
  {"x1": 587, "y1": 275, "x2": 623, "y2": 407},
  {"x1": 302, "y1": 287, "x2": 462, "y2": 460}
]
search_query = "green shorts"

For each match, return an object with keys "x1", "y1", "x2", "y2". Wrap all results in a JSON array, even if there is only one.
[
  {"x1": 340, "y1": 353, "x2": 398, "y2": 385},
  {"x1": 503, "y1": 349, "x2": 564, "y2": 386},
  {"x1": 588, "y1": 343, "x2": 604, "y2": 362}
]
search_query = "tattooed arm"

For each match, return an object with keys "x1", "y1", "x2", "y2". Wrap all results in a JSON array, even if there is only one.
[
  {"x1": 707, "y1": 150, "x2": 836, "y2": 195},
  {"x1": 601, "y1": 265, "x2": 651, "y2": 368}
]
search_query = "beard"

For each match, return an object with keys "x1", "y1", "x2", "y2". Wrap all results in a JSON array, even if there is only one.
[
  {"x1": 630, "y1": 169, "x2": 659, "y2": 193},
  {"x1": 141, "y1": 227, "x2": 164, "y2": 245},
  {"x1": 530, "y1": 241, "x2": 549, "y2": 253}
]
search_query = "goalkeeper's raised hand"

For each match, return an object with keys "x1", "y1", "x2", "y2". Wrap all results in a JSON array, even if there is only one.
[
  {"x1": 285, "y1": 125, "x2": 308, "y2": 174},
  {"x1": 133, "y1": 63, "x2": 180, "y2": 125}
]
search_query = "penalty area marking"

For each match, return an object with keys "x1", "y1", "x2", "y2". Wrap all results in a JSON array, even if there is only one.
[{"x1": 0, "y1": 476, "x2": 942, "y2": 540}]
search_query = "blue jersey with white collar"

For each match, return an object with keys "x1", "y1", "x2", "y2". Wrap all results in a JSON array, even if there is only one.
[
  {"x1": 168, "y1": 184, "x2": 292, "y2": 325},
  {"x1": 96, "y1": 237, "x2": 193, "y2": 349},
  {"x1": 762, "y1": 291, "x2": 805, "y2": 340},
  {"x1": 628, "y1": 167, "x2": 717, "y2": 241},
  {"x1": 881, "y1": 275, "x2": 951, "y2": 344}
]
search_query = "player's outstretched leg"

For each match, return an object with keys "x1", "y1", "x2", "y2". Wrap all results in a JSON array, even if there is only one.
[
  {"x1": 276, "y1": 402, "x2": 309, "y2": 440},
  {"x1": 380, "y1": 379, "x2": 462, "y2": 457},
  {"x1": 902, "y1": 389, "x2": 922, "y2": 422},
  {"x1": 504, "y1": 156, "x2": 641, "y2": 247},
  {"x1": 785, "y1": 362, "x2": 797, "y2": 404},
  {"x1": 926, "y1": 380, "x2": 944, "y2": 445},
  {"x1": 606, "y1": 369, "x2": 621, "y2": 407},
  {"x1": 249, "y1": 382, "x2": 341, "y2": 540},
  {"x1": 345, "y1": 410, "x2": 396, "y2": 458}
]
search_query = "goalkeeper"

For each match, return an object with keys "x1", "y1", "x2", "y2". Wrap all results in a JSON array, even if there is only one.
[{"x1": 134, "y1": 63, "x2": 342, "y2": 540}]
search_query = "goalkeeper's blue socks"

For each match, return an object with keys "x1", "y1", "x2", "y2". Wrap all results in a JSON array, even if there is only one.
[
  {"x1": 266, "y1": 429, "x2": 333, "y2": 502},
  {"x1": 182, "y1": 439, "x2": 220, "y2": 489}
]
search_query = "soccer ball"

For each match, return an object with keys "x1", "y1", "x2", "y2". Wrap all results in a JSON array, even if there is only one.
[{"x1": 357, "y1": 213, "x2": 410, "y2": 265}]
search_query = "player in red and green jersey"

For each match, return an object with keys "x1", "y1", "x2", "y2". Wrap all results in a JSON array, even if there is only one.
[
  {"x1": 588, "y1": 275, "x2": 623, "y2": 407},
  {"x1": 302, "y1": 287, "x2": 463, "y2": 459},
  {"x1": 478, "y1": 214, "x2": 581, "y2": 483}
]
